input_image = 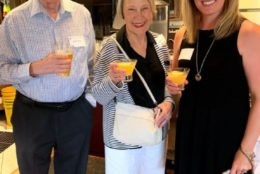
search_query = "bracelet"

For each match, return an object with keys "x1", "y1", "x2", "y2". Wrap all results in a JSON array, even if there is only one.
[
  {"x1": 164, "y1": 96, "x2": 176, "y2": 111},
  {"x1": 239, "y1": 146, "x2": 255, "y2": 168}
]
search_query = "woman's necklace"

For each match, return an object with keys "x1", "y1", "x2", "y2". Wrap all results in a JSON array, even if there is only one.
[{"x1": 195, "y1": 32, "x2": 216, "y2": 81}]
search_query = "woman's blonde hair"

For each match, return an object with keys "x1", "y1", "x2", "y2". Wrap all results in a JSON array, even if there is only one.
[
  {"x1": 181, "y1": 0, "x2": 242, "y2": 43},
  {"x1": 120, "y1": 0, "x2": 156, "y2": 18}
]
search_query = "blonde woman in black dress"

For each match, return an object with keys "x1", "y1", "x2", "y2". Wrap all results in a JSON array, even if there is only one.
[{"x1": 167, "y1": 0, "x2": 260, "y2": 174}]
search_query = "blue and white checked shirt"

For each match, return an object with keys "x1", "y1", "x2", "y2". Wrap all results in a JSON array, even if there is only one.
[{"x1": 0, "y1": 0, "x2": 95, "y2": 102}]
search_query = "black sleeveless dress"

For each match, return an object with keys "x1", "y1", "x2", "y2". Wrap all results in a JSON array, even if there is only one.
[{"x1": 174, "y1": 29, "x2": 251, "y2": 174}]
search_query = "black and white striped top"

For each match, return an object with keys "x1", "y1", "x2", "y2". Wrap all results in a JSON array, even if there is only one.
[{"x1": 92, "y1": 30, "x2": 173, "y2": 150}]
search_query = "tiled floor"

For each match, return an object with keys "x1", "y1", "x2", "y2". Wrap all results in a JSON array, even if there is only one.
[
  {"x1": 0, "y1": 132, "x2": 14, "y2": 153},
  {"x1": 0, "y1": 111, "x2": 18, "y2": 174}
]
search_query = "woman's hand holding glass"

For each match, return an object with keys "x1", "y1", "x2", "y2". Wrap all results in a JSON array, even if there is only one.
[
  {"x1": 166, "y1": 67, "x2": 190, "y2": 95},
  {"x1": 109, "y1": 62, "x2": 126, "y2": 85},
  {"x1": 166, "y1": 78, "x2": 188, "y2": 95},
  {"x1": 109, "y1": 59, "x2": 137, "y2": 84}
]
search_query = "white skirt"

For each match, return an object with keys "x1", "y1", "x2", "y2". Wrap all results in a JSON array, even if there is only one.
[
  {"x1": 105, "y1": 139, "x2": 167, "y2": 174},
  {"x1": 254, "y1": 137, "x2": 260, "y2": 173}
]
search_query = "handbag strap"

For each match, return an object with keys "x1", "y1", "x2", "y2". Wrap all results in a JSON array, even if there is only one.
[{"x1": 111, "y1": 36, "x2": 158, "y2": 105}]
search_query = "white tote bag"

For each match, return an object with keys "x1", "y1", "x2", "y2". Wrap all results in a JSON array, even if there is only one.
[{"x1": 113, "y1": 102, "x2": 162, "y2": 146}]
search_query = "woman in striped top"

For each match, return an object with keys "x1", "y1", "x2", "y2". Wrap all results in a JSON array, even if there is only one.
[{"x1": 92, "y1": 0, "x2": 174, "y2": 173}]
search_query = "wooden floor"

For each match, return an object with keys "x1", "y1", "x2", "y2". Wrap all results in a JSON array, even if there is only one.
[
  {"x1": 166, "y1": 170, "x2": 175, "y2": 174},
  {"x1": 88, "y1": 156, "x2": 175, "y2": 174}
]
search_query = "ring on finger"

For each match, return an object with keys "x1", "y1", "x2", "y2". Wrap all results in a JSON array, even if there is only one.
[{"x1": 241, "y1": 170, "x2": 247, "y2": 174}]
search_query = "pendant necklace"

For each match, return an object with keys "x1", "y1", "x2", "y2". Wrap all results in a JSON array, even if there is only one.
[{"x1": 195, "y1": 32, "x2": 216, "y2": 81}]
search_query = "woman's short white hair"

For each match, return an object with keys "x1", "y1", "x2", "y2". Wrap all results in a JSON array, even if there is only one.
[
  {"x1": 112, "y1": 0, "x2": 155, "y2": 29},
  {"x1": 113, "y1": 0, "x2": 125, "y2": 29}
]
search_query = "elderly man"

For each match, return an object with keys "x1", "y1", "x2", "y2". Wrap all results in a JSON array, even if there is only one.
[{"x1": 0, "y1": 0, "x2": 95, "y2": 173}]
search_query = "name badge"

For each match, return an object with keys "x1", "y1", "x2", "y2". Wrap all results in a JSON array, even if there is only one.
[
  {"x1": 178, "y1": 48, "x2": 194, "y2": 61},
  {"x1": 69, "y1": 36, "x2": 86, "y2": 47}
]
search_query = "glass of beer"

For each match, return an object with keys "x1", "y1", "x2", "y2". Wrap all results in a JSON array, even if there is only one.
[
  {"x1": 167, "y1": 67, "x2": 190, "y2": 90},
  {"x1": 115, "y1": 59, "x2": 137, "y2": 82},
  {"x1": 55, "y1": 40, "x2": 73, "y2": 77}
]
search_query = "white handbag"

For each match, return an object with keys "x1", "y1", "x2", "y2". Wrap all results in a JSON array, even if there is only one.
[
  {"x1": 111, "y1": 37, "x2": 163, "y2": 146},
  {"x1": 114, "y1": 102, "x2": 162, "y2": 146}
]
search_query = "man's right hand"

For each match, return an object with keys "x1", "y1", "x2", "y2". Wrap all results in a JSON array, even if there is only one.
[{"x1": 29, "y1": 52, "x2": 72, "y2": 77}]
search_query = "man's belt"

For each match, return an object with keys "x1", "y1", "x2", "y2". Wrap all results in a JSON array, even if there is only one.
[{"x1": 16, "y1": 92, "x2": 84, "y2": 111}]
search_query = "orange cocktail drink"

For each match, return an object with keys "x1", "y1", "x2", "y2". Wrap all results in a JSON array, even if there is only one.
[
  {"x1": 168, "y1": 67, "x2": 190, "y2": 90},
  {"x1": 116, "y1": 59, "x2": 137, "y2": 82}
]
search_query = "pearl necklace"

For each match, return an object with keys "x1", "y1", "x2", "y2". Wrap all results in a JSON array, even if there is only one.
[{"x1": 195, "y1": 32, "x2": 216, "y2": 81}]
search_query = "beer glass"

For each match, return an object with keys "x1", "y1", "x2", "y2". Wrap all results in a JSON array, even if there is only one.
[{"x1": 55, "y1": 40, "x2": 73, "y2": 77}]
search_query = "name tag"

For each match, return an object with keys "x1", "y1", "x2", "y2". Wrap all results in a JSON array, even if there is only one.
[
  {"x1": 178, "y1": 48, "x2": 194, "y2": 61},
  {"x1": 69, "y1": 36, "x2": 86, "y2": 47}
]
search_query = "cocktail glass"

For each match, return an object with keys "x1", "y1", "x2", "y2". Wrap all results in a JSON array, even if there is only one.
[
  {"x1": 167, "y1": 67, "x2": 190, "y2": 90},
  {"x1": 116, "y1": 59, "x2": 137, "y2": 82}
]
